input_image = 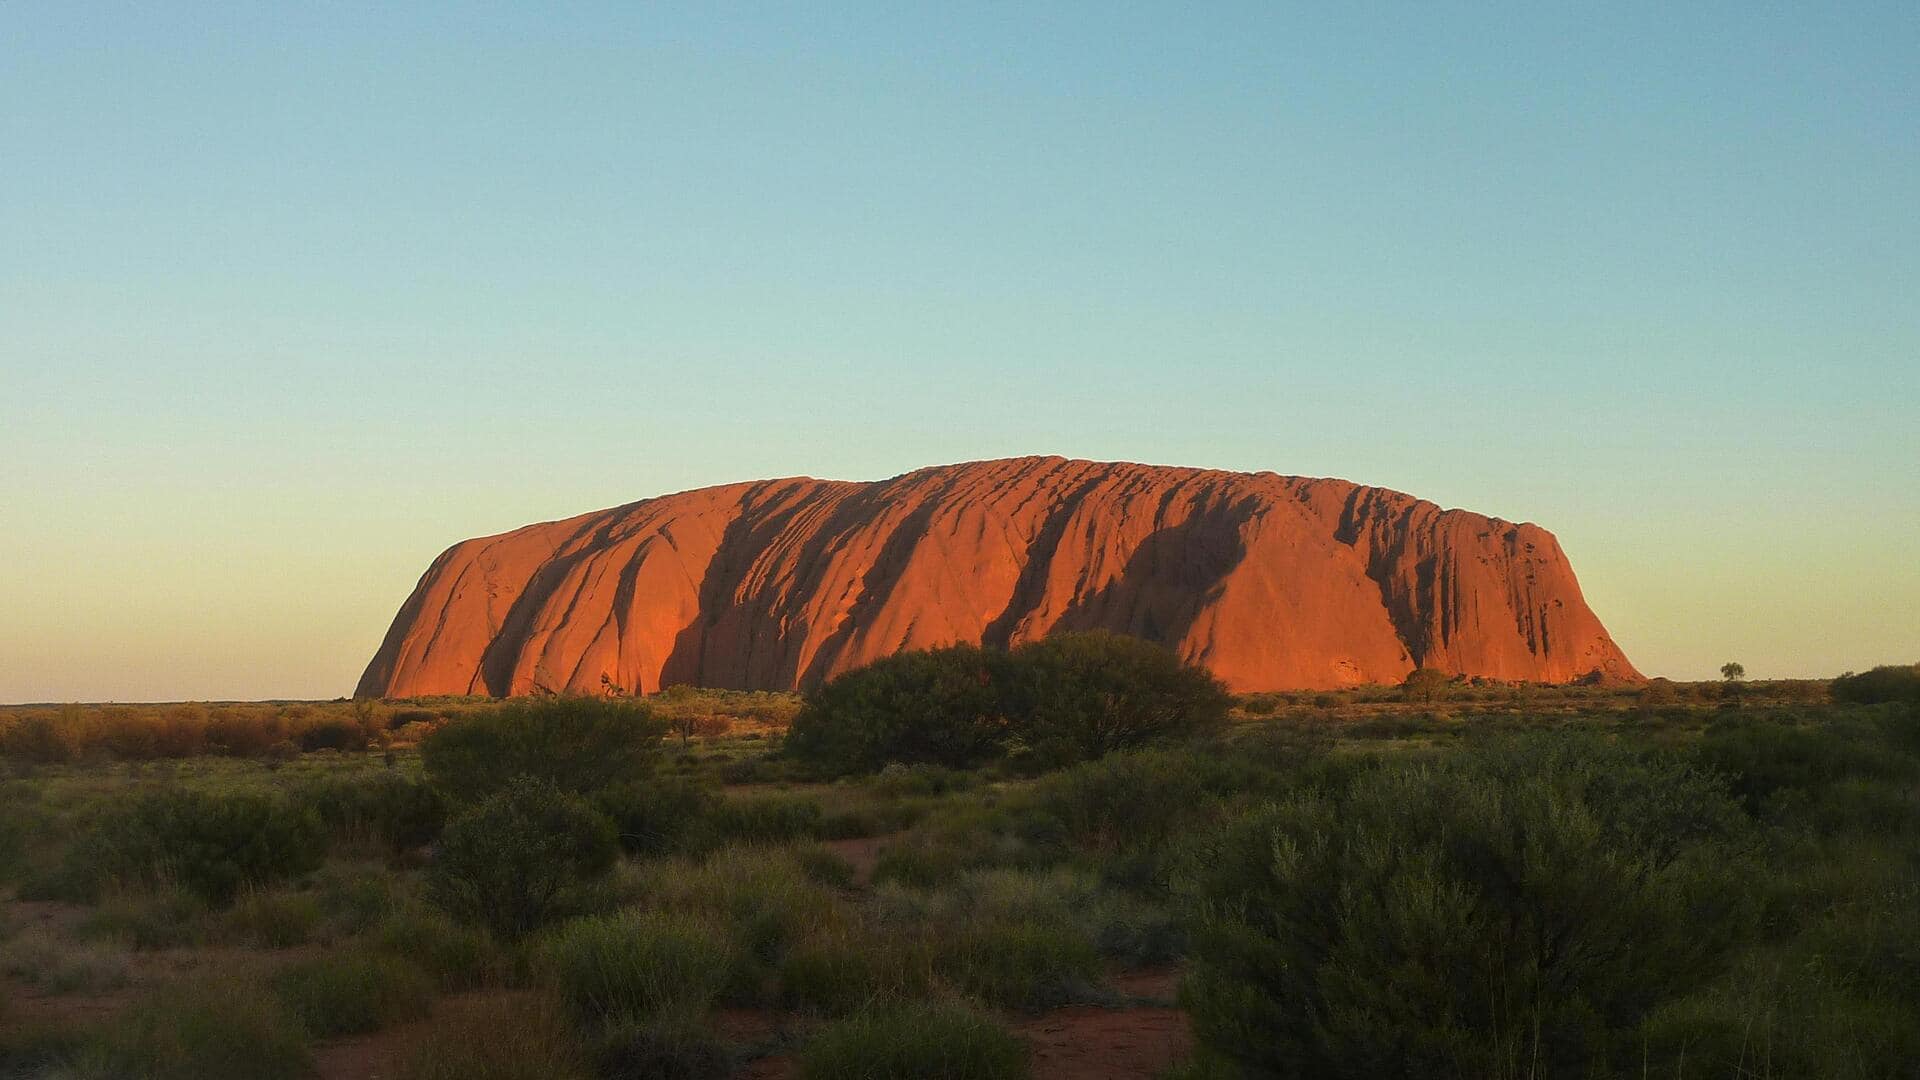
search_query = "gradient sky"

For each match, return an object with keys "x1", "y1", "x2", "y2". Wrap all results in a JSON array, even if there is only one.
[{"x1": 3, "y1": 4, "x2": 1916, "y2": 702}]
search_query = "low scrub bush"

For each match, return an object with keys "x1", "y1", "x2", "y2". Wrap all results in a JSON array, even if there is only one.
[
  {"x1": 712, "y1": 793, "x2": 823, "y2": 843},
  {"x1": 1693, "y1": 716, "x2": 1919, "y2": 831},
  {"x1": 635, "y1": 844, "x2": 840, "y2": 965},
  {"x1": 427, "y1": 777, "x2": 618, "y2": 938},
  {"x1": 397, "y1": 993, "x2": 589, "y2": 1080},
  {"x1": 67, "y1": 980, "x2": 310, "y2": 1080},
  {"x1": 937, "y1": 919, "x2": 1103, "y2": 1009},
  {"x1": 592, "y1": 776, "x2": 721, "y2": 855},
  {"x1": 1180, "y1": 734, "x2": 1759, "y2": 1078},
  {"x1": 0, "y1": 932, "x2": 129, "y2": 994},
  {"x1": 1831, "y1": 663, "x2": 1920, "y2": 704},
  {"x1": 57, "y1": 789, "x2": 326, "y2": 905},
  {"x1": 594, "y1": 1009, "x2": 731, "y2": 1080},
  {"x1": 799, "y1": 999, "x2": 1028, "y2": 1080},
  {"x1": 274, "y1": 951, "x2": 435, "y2": 1036},
  {"x1": 542, "y1": 910, "x2": 745, "y2": 1020},
  {"x1": 296, "y1": 717, "x2": 371, "y2": 752},
  {"x1": 778, "y1": 925, "x2": 933, "y2": 1014},
  {"x1": 76, "y1": 886, "x2": 210, "y2": 948},
  {"x1": 292, "y1": 772, "x2": 445, "y2": 851},
  {"x1": 421, "y1": 696, "x2": 667, "y2": 804},
  {"x1": 223, "y1": 887, "x2": 323, "y2": 947},
  {"x1": 370, "y1": 902, "x2": 505, "y2": 989}
]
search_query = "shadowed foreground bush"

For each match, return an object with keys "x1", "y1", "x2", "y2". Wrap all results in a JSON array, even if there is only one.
[
  {"x1": 799, "y1": 999, "x2": 1028, "y2": 1080},
  {"x1": 427, "y1": 777, "x2": 618, "y2": 938},
  {"x1": 273, "y1": 951, "x2": 435, "y2": 1036},
  {"x1": 56, "y1": 789, "x2": 326, "y2": 904},
  {"x1": 398, "y1": 993, "x2": 589, "y2": 1080},
  {"x1": 1181, "y1": 735, "x2": 1758, "y2": 1079},
  {"x1": 66, "y1": 981, "x2": 310, "y2": 1080}
]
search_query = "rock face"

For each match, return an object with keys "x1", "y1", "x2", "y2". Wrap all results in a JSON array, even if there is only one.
[{"x1": 357, "y1": 457, "x2": 1639, "y2": 697}]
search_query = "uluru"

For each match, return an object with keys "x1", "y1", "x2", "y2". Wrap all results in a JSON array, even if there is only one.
[{"x1": 357, "y1": 456, "x2": 1640, "y2": 697}]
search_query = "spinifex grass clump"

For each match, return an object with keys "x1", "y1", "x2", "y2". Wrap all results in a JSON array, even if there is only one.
[
  {"x1": 541, "y1": 910, "x2": 746, "y2": 1020},
  {"x1": 798, "y1": 999, "x2": 1028, "y2": 1080},
  {"x1": 273, "y1": 950, "x2": 435, "y2": 1036},
  {"x1": 66, "y1": 980, "x2": 311, "y2": 1080}
]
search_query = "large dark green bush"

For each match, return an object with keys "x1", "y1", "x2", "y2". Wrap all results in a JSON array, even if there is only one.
[
  {"x1": 1003, "y1": 631, "x2": 1231, "y2": 765},
  {"x1": 786, "y1": 633, "x2": 1228, "y2": 775},
  {"x1": 784, "y1": 644, "x2": 1016, "y2": 773},
  {"x1": 1831, "y1": 663, "x2": 1920, "y2": 705},
  {"x1": 1181, "y1": 735, "x2": 1758, "y2": 1078},
  {"x1": 421, "y1": 696, "x2": 667, "y2": 804},
  {"x1": 61, "y1": 790, "x2": 326, "y2": 905},
  {"x1": 427, "y1": 777, "x2": 618, "y2": 938}
]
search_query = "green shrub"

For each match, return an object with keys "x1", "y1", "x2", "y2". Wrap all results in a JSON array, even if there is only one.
[
  {"x1": 68, "y1": 981, "x2": 310, "y2": 1080},
  {"x1": 636, "y1": 844, "x2": 840, "y2": 965},
  {"x1": 1693, "y1": 716, "x2": 1919, "y2": 830},
  {"x1": 712, "y1": 793, "x2": 823, "y2": 843},
  {"x1": 311, "y1": 861, "x2": 405, "y2": 933},
  {"x1": 778, "y1": 926, "x2": 933, "y2": 1013},
  {"x1": 296, "y1": 717, "x2": 371, "y2": 752},
  {"x1": 58, "y1": 789, "x2": 326, "y2": 904},
  {"x1": 592, "y1": 776, "x2": 721, "y2": 855},
  {"x1": 1004, "y1": 631, "x2": 1231, "y2": 765},
  {"x1": 870, "y1": 762, "x2": 974, "y2": 797},
  {"x1": 397, "y1": 993, "x2": 589, "y2": 1080},
  {"x1": 1643, "y1": 947, "x2": 1920, "y2": 1078},
  {"x1": 292, "y1": 772, "x2": 445, "y2": 851},
  {"x1": 541, "y1": 910, "x2": 744, "y2": 1020},
  {"x1": 938, "y1": 919, "x2": 1103, "y2": 1009},
  {"x1": 1399, "y1": 666, "x2": 1455, "y2": 703},
  {"x1": 370, "y1": 902, "x2": 505, "y2": 989},
  {"x1": 793, "y1": 843, "x2": 857, "y2": 888},
  {"x1": 785, "y1": 644, "x2": 1017, "y2": 774},
  {"x1": 274, "y1": 950, "x2": 435, "y2": 1036},
  {"x1": 1831, "y1": 663, "x2": 1920, "y2": 704},
  {"x1": 223, "y1": 887, "x2": 323, "y2": 947},
  {"x1": 0, "y1": 932, "x2": 129, "y2": 994},
  {"x1": 427, "y1": 777, "x2": 618, "y2": 938},
  {"x1": 1180, "y1": 735, "x2": 1759, "y2": 1078},
  {"x1": 421, "y1": 696, "x2": 667, "y2": 803},
  {"x1": 799, "y1": 999, "x2": 1028, "y2": 1080},
  {"x1": 76, "y1": 886, "x2": 210, "y2": 948}
]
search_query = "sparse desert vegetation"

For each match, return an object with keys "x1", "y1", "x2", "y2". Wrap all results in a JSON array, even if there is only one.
[{"x1": 3, "y1": 651, "x2": 1917, "y2": 1079}]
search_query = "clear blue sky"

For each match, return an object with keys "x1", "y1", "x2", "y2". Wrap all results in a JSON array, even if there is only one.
[{"x1": 3, "y1": 3, "x2": 1916, "y2": 701}]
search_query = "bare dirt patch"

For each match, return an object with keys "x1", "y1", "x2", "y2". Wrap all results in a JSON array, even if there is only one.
[{"x1": 1018, "y1": 1004, "x2": 1193, "y2": 1079}]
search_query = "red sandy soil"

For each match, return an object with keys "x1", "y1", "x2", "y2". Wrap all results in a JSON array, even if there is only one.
[
  {"x1": 359, "y1": 456, "x2": 1639, "y2": 698},
  {"x1": 819, "y1": 835, "x2": 888, "y2": 887}
]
